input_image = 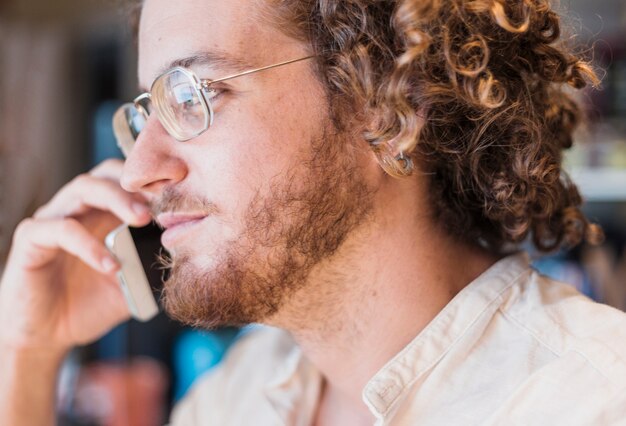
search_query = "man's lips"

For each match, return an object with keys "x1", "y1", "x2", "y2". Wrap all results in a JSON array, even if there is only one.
[
  {"x1": 156, "y1": 212, "x2": 208, "y2": 230},
  {"x1": 157, "y1": 212, "x2": 209, "y2": 249}
]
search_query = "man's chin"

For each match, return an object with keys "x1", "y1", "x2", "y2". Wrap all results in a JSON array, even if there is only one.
[{"x1": 159, "y1": 254, "x2": 275, "y2": 330}]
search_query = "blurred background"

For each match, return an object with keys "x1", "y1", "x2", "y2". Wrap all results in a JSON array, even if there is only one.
[{"x1": 0, "y1": 0, "x2": 625, "y2": 425}]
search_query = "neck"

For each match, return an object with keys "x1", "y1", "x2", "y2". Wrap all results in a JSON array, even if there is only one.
[{"x1": 266, "y1": 176, "x2": 499, "y2": 418}]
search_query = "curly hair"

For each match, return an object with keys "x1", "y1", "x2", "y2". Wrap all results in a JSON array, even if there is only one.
[
  {"x1": 126, "y1": 0, "x2": 602, "y2": 254},
  {"x1": 263, "y1": 0, "x2": 603, "y2": 254}
]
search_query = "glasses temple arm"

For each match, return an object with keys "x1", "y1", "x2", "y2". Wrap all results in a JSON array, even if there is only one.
[{"x1": 205, "y1": 56, "x2": 315, "y2": 86}]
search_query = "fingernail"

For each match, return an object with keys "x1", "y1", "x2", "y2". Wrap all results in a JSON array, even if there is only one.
[
  {"x1": 132, "y1": 202, "x2": 150, "y2": 216},
  {"x1": 102, "y1": 257, "x2": 118, "y2": 272}
]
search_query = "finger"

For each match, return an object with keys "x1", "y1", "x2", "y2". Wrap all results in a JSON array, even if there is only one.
[
  {"x1": 89, "y1": 158, "x2": 125, "y2": 180},
  {"x1": 34, "y1": 174, "x2": 150, "y2": 226},
  {"x1": 12, "y1": 218, "x2": 120, "y2": 273},
  {"x1": 90, "y1": 159, "x2": 149, "y2": 203}
]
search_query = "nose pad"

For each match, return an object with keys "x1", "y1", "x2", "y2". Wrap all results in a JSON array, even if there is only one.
[
  {"x1": 112, "y1": 105, "x2": 139, "y2": 159},
  {"x1": 135, "y1": 94, "x2": 154, "y2": 119}
]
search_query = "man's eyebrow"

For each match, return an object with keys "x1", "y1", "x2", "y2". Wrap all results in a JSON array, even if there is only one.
[
  {"x1": 171, "y1": 50, "x2": 257, "y2": 72},
  {"x1": 139, "y1": 50, "x2": 257, "y2": 92}
]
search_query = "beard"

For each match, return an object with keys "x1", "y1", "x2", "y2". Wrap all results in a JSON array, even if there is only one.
[{"x1": 154, "y1": 125, "x2": 374, "y2": 330}]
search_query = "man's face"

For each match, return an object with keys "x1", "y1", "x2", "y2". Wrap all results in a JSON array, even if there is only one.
[{"x1": 121, "y1": 0, "x2": 376, "y2": 329}]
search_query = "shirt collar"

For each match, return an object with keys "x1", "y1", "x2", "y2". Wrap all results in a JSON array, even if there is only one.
[
  {"x1": 361, "y1": 252, "x2": 531, "y2": 419},
  {"x1": 263, "y1": 342, "x2": 323, "y2": 425},
  {"x1": 260, "y1": 252, "x2": 531, "y2": 422}
]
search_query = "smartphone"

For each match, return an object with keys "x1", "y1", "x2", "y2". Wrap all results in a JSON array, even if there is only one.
[{"x1": 105, "y1": 224, "x2": 159, "y2": 322}]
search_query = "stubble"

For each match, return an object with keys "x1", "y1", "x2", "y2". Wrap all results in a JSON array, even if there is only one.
[{"x1": 157, "y1": 126, "x2": 375, "y2": 329}]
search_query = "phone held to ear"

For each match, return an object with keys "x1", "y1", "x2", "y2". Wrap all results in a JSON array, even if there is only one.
[{"x1": 105, "y1": 224, "x2": 159, "y2": 322}]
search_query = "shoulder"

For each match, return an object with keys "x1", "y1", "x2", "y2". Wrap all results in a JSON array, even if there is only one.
[
  {"x1": 501, "y1": 268, "x2": 626, "y2": 388},
  {"x1": 484, "y1": 276, "x2": 626, "y2": 424},
  {"x1": 168, "y1": 326, "x2": 296, "y2": 425},
  {"x1": 392, "y1": 262, "x2": 626, "y2": 423}
]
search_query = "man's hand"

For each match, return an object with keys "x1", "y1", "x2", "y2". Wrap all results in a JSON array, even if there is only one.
[{"x1": 0, "y1": 159, "x2": 152, "y2": 425}]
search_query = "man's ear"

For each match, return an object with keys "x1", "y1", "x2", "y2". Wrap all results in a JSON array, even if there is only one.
[
  {"x1": 372, "y1": 143, "x2": 415, "y2": 178},
  {"x1": 363, "y1": 108, "x2": 425, "y2": 179}
]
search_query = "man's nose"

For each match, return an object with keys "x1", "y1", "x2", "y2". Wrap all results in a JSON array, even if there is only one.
[{"x1": 120, "y1": 115, "x2": 188, "y2": 195}]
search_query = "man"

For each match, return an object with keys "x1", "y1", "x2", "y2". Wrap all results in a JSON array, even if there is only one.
[{"x1": 1, "y1": 0, "x2": 625, "y2": 424}]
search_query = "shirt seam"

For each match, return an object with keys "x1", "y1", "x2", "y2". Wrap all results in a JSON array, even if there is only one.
[
  {"x1": 543, "y1": 300, "x2": 626, "y2": 367},
  {"x1": 498, "y1": 306, "x2": 623, "y2": 387}
]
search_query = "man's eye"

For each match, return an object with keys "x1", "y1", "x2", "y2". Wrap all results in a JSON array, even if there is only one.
[
  {"x1": 171, "y1": 84, "x2": 196, "y2": 103},
  {"x1": 204, "y1": 87, "x2": 222, "y2": 102}
]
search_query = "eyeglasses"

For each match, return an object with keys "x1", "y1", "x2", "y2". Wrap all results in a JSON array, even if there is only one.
[{"x1": 112, "y1": 56, "x2": 314, "y2": 157}]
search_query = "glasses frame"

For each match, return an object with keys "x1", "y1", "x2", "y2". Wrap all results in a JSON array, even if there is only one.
[{"x1": 124, "y1": 55, "x2": 315, "y2": 143}]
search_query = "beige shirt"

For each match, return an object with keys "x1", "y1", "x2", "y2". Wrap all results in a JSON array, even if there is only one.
[{"x1": 169, "y1": 253, "x2": 626, "y2": 425}]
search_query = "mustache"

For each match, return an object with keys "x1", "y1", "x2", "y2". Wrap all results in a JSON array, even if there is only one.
[{"x1": 150, "y1": 186, "x2": 220, "y2": 217}]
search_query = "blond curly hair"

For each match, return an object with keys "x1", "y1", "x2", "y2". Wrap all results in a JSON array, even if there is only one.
[{"x1": 264, "y1": 0, "x2": 602, "y2": 253}]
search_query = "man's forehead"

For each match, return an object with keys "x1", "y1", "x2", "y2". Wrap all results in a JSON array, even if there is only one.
[{"x1": 137, "y1": 0, "x2": 272, "y2": 89}]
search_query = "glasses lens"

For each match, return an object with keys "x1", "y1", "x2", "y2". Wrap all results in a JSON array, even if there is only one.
[
  {"x1": 112, "y1": 103, "x2": 146, "y2": 158},
  {"x1": 152, "y1": 68, "x2": 209, "y2": 141}
]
